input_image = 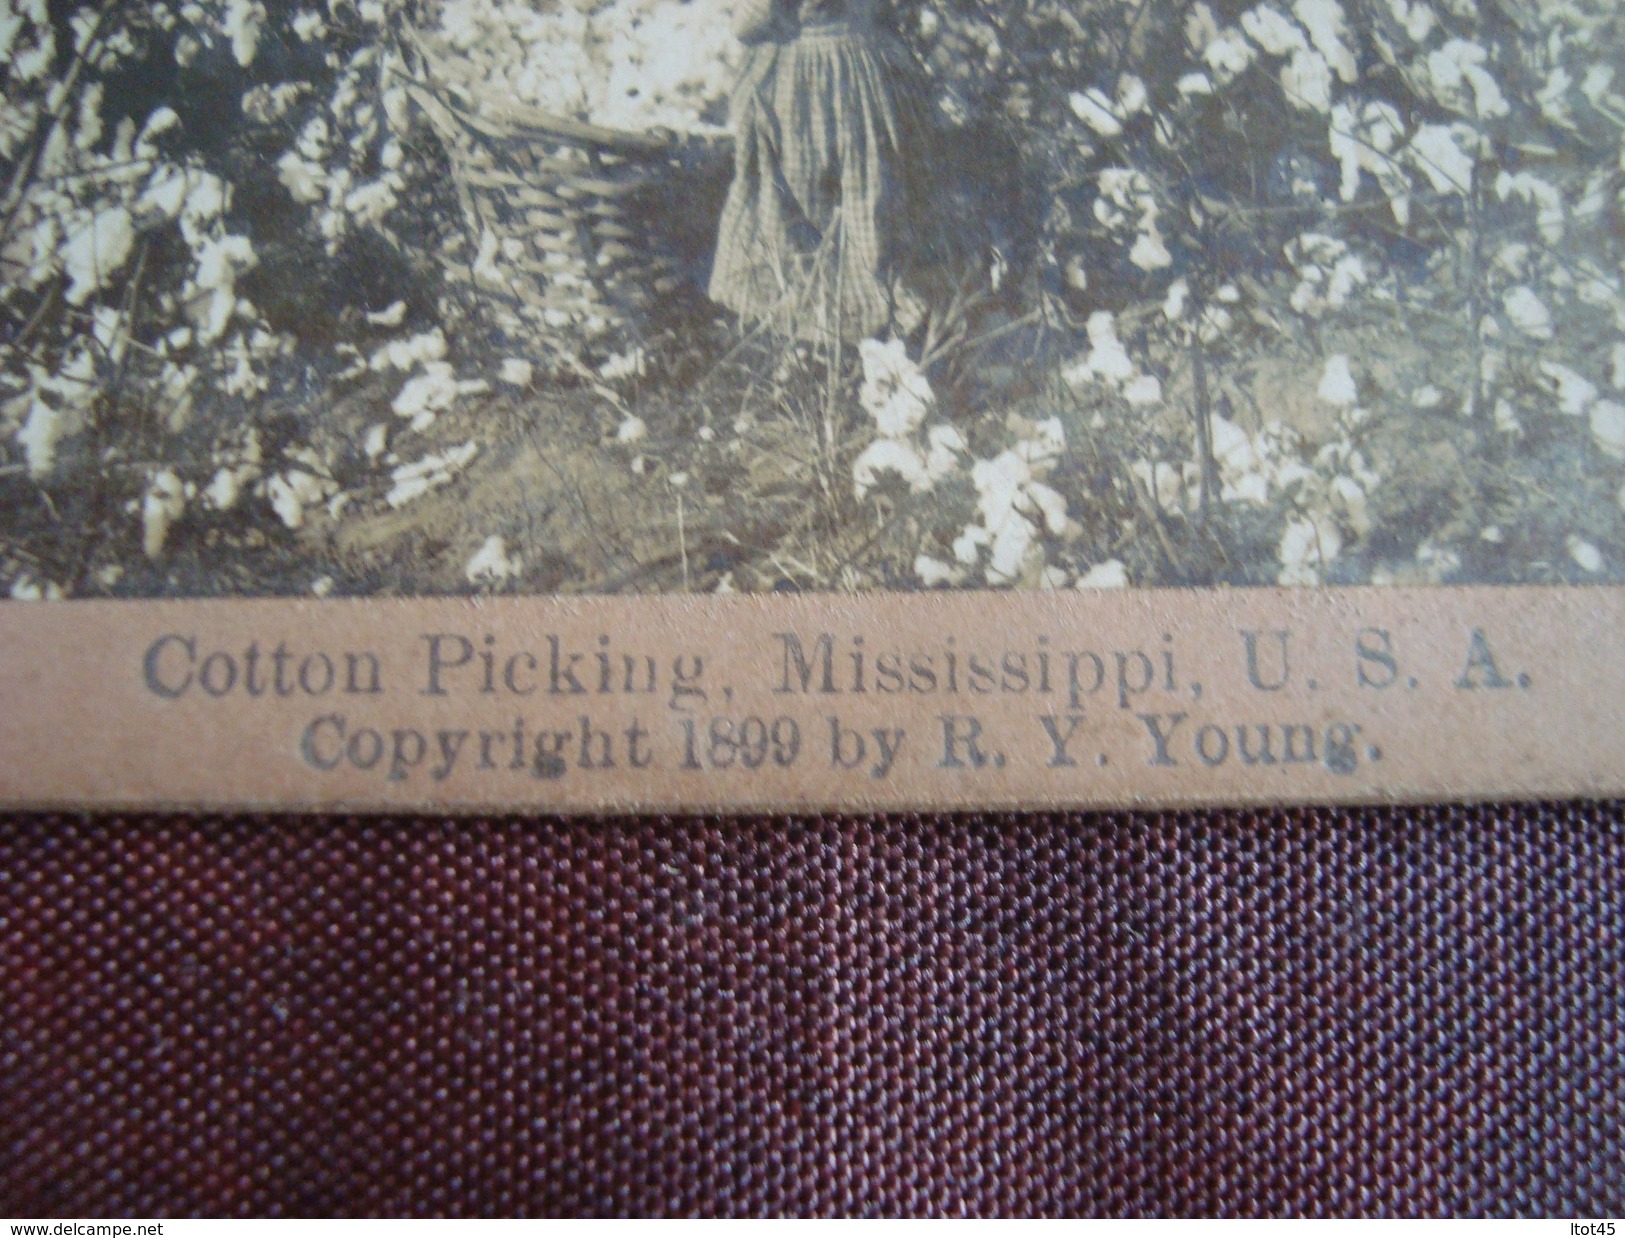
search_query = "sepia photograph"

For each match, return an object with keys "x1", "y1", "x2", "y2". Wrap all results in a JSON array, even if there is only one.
[{"x1": 1, "y1": 0, "x2": 1623, "y2": 600}]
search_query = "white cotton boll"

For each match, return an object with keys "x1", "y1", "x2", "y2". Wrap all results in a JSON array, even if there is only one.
[
  {"x1": 1123, "y1": 374, "x2": 1163, "y2": 406},
  {"x1": 363, "y1": 423, "x2": 389, "y2": 460},
  {"x1": 1540, "y1": 361, "x2": 1597, "y2": 416},
  {"x1": 1413, "y1": 385, "x2": 1442, "y2": 409},
  {"x1": 18, "y1": 396, "x2": 74, "y2": 479},
  {"x1": 1589, "y1": 401, "x2": 1625, "y2": 459},
  {"x1": 914, "y1": 555, "x2": 965, "y2": 587},
  {"x1": 1204, "y1": 28, "x2": 1255, "y2": 82},
  {"x1": 62, "y1": 208, "x2": 135, "y2": 305},
  {"x1": 1024, "y1": 481, "x2": 1072, "y2": 536},
  {"x1": 1292, "y1": 0, "x2": 1356, "y2": 82},
  {"x1": 1076, "y1": 559, "x2": 1129, "y2": 589},
  {"x1": 852, "y1": 438, "x2": 929, "y2": 498},
  {"x1": 366, "y1": 300, "x2": 407, "y2": 327},
  {"x1": 1068, "y1": 88, "x2": 1122, "y2": 137},
  {"x1": 973, "y1": 451, "x2": 1032, "y2": 529},
  {"x1": 1226, "y1": 473, "x2": 1271, "y2": 505},
  {"x1": 1386, "y1": 0, "x2": 1435, "y2": 42},
  {"x1": 1278, "y1": 514, "x2": 1341, "y2": 585},
  {"x1": 953, "y1": 524, "x2": 991, "y2": 565},
  {"x1": 385, "y1": 442, "x2": 477, "y2": 508},
  {"x1": 1198, "y1": 305, "x2": 1233, "y2": 344},
  {"x1": 1241, "y1": 6, "x2": 1308, "y2": 56},
  {"x1": 139, "y1": 170, "x2": 190, "y2": 218},
  {"x1": 266, "y1": 469, "x2": 330, "y2": 529},
  {"x1": 1612, "y1": 344, "x2": 1625, "y2": 392},
  {"x1": 141, "y1": 470, "x2": 187, "y2": 559},
  {"x1": 138, "y1": 107, "x2": 180, "y2": 148},
  {"x1": 1494, "y1": 399, "x2": 1520, "y2": 434},
  {"x1": 370, "y1": 329, "x2": 447, "y2": 372},
  {"x1": 499, "y1": 358, "x2": 533, "y2": 387},
  {"x1": 986, "y1": 515, "x2": 1041, "y2": 587},
  {"x1": 1331, "y1": 475, "x2": 1371, "y2": 536},
  {"x1": 223, "y1": 0, "x2": 266, "y2": 65},
  {"x1": 600, "y1": 347, "x2": 645, "y2": 381},
  {"x1": 1504, "y1": 286, "x2": 1553, "y2": 339},
  {"x1": 1130, "y1": 222, "x2": 1172, "y2": 271},
  {"x1": 391, "y1": 362, "x2": 488, "y2": 430},
  {"x1": 1317, "y1": 354, "x2": 1358, "y2": 406},
  {"x1": 1426, "y1": 39, "x2": 1508, "y2": 119},
  {"x1": 466, "y1": 535, "x2": 522, "y2": 585},
  {"x1": 1210, "y1": 415, "x2": 1257, "y2": 478},
  {"x1": 1116, "y1": 75, "x2": 1148, "y2": 116},
  {"x1": 1407, "y1": 124, "x2": 1475, "y2": 195},
  {"x1": 10, "y1": 576, "x2": 65, "y2": 601},
  {"x1": 1081, "y1": 312, "x2": 1135, "y2": 384},
  {"x1": 292, "y1": 9, "x2": 325, "y2": 40},
  {"x1": 1163, "y1": 279, "x2": 1189, "y2": 321},
  {"x1": 1178, "y1": 73, "x2": 1214, "y2": 96},
  {"x1": 858, "y1": 338, "x2": 933, "y2": 437},
  {"x1": 276, "y1": 152, "x2": 324, "y2": 204},
  {"x1": 1568, "y1": 536, "x2": 1603, "y2": 574}
]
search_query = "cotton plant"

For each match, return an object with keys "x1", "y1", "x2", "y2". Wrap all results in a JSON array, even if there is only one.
[
  {"x1": 948, "y1": 417, "x2": 1080, "y2": 589},
  {"x1": 850, "y1": 339, "x2": 966, "y2": 499}
]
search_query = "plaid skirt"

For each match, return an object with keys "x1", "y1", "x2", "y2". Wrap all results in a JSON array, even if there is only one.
[{"x1": 708, "y1": 27, "x2": 931, "y2": 341}]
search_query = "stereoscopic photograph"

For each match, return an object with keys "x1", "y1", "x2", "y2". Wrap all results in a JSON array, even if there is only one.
[{"x1": 1, "y1": 0, "x2": 1621, "y2": 599}]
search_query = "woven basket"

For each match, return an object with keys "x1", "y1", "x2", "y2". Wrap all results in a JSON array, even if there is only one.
[{"x1": 402, "y1": 28, "x2": 727, "y2": 353}]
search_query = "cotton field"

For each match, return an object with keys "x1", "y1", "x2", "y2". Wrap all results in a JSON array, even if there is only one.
[{"x1": 2, "y1": 0, "x2": 1625, "y2": 597}]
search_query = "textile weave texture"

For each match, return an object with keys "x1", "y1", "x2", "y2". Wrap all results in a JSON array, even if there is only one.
[{"x1": 1, "y1": 804, "x2": 1621, "y2": 1217}]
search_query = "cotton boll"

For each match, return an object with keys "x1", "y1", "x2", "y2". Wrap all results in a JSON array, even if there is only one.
[
  {"x1": 1069, "y1": 88, "x2": 1122, "y2": 137},
  {"x1": 852, "y1": 438, "x2": 929, "y2": 498},
  {"x1": 1095, "y1": 76, "x2": 1139, "y2": 122},
  {"x1": 1130, "y1": 222, "x2": 1172, "y2": 271},
  {"x1": 466, "y1": 535, "x2": 523, "y2": 585},
  {"x1": 1203, "y1": 28, "x2": 1255, "y2": 82},
  {"x1": 1407, "y1": 124, "x2": 1475, "y2": 194},
  {"x1": 1163, "y1": 278, "x2": 1189, "y2": 320},
  {"x1": 1277, "y1": 514, "x2": 1341, "y2": 585},
  {"x1": 62, "y1": 208, "x2": 135, "y2": 305},
  {"x1": 1123, "y1": 374, "x2": 1163, "y2": 406},
  {"x1": 1292, "y1": 0, "x2": 1357, "y2": 82},
  {"x1": 1076, "y1": 559, "x2": 1129, "y2": 589},
  {"x1": 1540, "y1": 361, "x2": 1598, "y2": 416},
  {"x1": 142, "y1": 470, "x2": 187, "y2": 558},
  {"x1": 1589, "y1": 401, "x2": 1625, "y2": 459},
  {"x1": 499, "y1": 357, "x2": 534, "y2": 387},
  {"x1": 1568, "y1": 536, "x2": 1603, "y2": 574},
  {"x1": 1317, "y1": 354, "x2": 1358, "y2": 406},
  {"x1": 1082, "y1": 312, "x2": 1134, "y2": 383},
  {"x1": 858, "y1": 338, "x2": 933, "y2": 437},
  {"x1": 914, "y1": 555, "x2": 966, "y2": 587},
  {"x1": 1503, "y1": 286, "x2": 1553, "y2": 339},
  {"x1": 1241, "y1": 6, "x2": 1308, "y2": 56}
]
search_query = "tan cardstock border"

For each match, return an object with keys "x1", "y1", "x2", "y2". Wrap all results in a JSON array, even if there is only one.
[{"x1": 1, "y1": 585, "x2": 1620, "y2": 814}]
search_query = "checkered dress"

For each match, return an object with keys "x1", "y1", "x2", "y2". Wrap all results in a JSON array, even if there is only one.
[{"x1": 709, "y1": 0, "x2": 931, "y2": 340}]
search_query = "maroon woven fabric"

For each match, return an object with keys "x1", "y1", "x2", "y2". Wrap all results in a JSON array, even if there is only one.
[{"x1": 1, "y1": 805, "x2": 1621, "y2": 1217}]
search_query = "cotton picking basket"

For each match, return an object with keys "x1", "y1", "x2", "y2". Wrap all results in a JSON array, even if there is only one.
[{"x1": 401, "y1": 27, "x2": 728, "y2": 352}]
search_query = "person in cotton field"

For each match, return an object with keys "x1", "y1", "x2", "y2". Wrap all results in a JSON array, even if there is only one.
[{"x1": 708, "y1": 0, "x2": 940, "y2": 341}]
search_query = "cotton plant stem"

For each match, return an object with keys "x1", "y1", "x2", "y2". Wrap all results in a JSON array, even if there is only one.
[{"x1": 677, "y1": 491, "x2": 689, "y2": 591}]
